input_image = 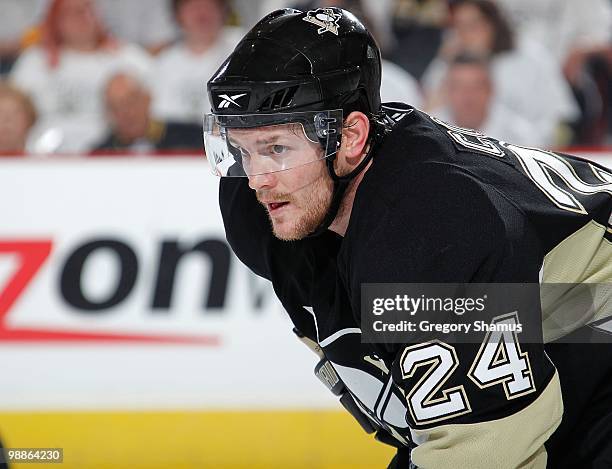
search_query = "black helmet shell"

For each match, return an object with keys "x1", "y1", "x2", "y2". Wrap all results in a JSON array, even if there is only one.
[{"x1": 208, "y1": 7, "x2": 382, "y2": 116}]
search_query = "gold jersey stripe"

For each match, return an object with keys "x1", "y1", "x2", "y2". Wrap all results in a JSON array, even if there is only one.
[{"x1": 541, "y1": 220, "x2": 612, "y2": 342}]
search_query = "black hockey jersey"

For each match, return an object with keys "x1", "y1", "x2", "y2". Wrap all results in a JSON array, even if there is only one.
[{"x1": 219, "y1": 105, "x2": 612, "y2": 468}]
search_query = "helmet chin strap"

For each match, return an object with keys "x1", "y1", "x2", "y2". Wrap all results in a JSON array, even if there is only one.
[{"x1": 307, "y1": 120, "x2": 387, "y2": 238}]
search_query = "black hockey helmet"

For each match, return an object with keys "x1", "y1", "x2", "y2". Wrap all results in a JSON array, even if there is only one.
[{"x1": 208, "y1": 7, "x2": 382, "y2": 118}]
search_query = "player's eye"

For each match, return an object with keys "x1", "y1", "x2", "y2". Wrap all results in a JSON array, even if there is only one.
[{"x1": 270, "y1": 144, "x2": 288, "y2": 155}]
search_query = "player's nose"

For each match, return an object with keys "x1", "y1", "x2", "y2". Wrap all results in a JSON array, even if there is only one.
[{"x1": 248, "y1": 171, "x2": 276, "y2": 191}]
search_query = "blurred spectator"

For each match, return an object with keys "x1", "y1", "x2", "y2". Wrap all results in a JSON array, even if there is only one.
[
  {"x1": 388, "y1": 0, "x2": 449, "y2": 79},
  {"x1": 94, "y1": 73, "x2": 202, "y2": 153},
  {"x1": 432, "y1": 54, "x2": 541, "y2": 147},
  {"x1": 95, "y1": 0, "x2": 178, "y2": 54},
  {"x1": 492, "y1": 0, "x2": 612, "y2": 144},
  {"x1": 0, "y1": 0, "x2": 49, "y2": 75},
  {"x1": 0, "y1": 82, "x2": 37, "y2": 154},
  {"x1": 151, "y1": 0, "x2": 243, "y2": 124},
  {"x1": 297, "y1": 0, "x2": 423, "y2": 107},
  {"x1": 381, "y1": 60, "x2": 423, "y2": 107},
  {"x1": 423, "y1": 0, "x2": 578, "y2": 146},
  {"x1": 492, "y1": 0, "x2": 612, "y2": 82},
  {"x1": 9, "y1": 0, "x2": 153, "y2": 154}
]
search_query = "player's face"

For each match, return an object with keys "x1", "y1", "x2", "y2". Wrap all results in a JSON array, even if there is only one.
[{"x1": 229, "y1": 125, "x2": 333, "y2": 241}]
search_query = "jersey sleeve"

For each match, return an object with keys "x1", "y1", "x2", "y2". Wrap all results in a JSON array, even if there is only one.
[{"x1": 348, "y1": 164, "x2": 563, "y2": 468}]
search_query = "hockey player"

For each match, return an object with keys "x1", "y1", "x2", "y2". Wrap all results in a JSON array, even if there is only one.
[{"x1": 204, "y1": 8, "x2": 612, "y2": 468}]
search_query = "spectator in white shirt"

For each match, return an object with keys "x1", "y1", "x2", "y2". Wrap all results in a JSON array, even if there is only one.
[
  {"x1": 93, "y1": 72, "x2": 202, "y2": 153},
  {"x1": 9, "y1": 0, "x2": 153, "y2": 154},
  {"x1": 151, "y1": 0, "x2": 243, "y2": 125},
  {"x1": 432, "y1": 54, "x2": 542, "y2": 147},
  {"x1": 492, "y1": 0, "x2": 612, "y2": 84},
  {"x1": 94, "y1": 0, "x2": 178, "y2": 54},
  {"x1": 381, "y1": 59, "x2": 423, "y2": 108},
  {"x1": 492, "y1": 0, "x2": 612, "y2": 144},
  {"x1": 423, "y1": 0, "x2": 578, "y2": 146}
]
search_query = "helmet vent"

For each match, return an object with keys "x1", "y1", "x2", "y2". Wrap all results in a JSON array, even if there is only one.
[{"x1": 259, "y1": 86, "x2": 299, "y2": 111}]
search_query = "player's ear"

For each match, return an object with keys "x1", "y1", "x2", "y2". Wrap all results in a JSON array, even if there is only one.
[{"x1": 336, "y1": 111, "x2": 370, "y2": 173}]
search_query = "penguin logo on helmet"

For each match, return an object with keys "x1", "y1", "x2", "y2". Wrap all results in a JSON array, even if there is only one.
[{"x1": 303, "y1": 8, "x2": 342, "y2": 36}]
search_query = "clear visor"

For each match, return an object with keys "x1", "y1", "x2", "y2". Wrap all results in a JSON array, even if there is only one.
[{"x1": 203, "y1": 109, "x2": 343, "y2": 177}]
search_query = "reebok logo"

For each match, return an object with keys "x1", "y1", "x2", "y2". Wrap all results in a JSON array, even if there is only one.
[{"x1": 218, "y1": 93, "x2": 248, "y2": 109}]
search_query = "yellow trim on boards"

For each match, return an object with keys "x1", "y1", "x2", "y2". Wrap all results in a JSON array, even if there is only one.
[{"x1": 0, "y1": 410, "x2": 395, "y2": 469}]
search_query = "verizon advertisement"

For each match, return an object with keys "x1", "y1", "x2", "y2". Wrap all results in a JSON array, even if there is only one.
[{"x1": 0, "y1": 157, "x2": 329, "y2": 410}]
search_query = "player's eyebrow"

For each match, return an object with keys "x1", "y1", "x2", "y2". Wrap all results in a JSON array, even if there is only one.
[
  {"x1": 255, "y1": 135, "x2": 282, "y2": 145},
  {"x1": 229, "y1": 133, "x2": 285, "y2": 148}
]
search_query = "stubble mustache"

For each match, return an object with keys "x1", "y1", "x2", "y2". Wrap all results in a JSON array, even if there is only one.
[{"x1": 256, "y1": 191, "x2": 294, "y2": 205}]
